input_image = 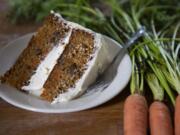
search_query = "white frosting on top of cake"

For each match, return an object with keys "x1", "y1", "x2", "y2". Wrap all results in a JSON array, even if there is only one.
[
  {"x1": 50, "y1": 10, "x2": 62, "y2": 18},
  {"x1": 21, "y1": 29, "x2": 72, "y2": 94}
]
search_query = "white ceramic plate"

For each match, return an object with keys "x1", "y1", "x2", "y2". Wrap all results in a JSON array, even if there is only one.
[{"x1": 0, "y1": 33, "x2": 131, "y2": 113}]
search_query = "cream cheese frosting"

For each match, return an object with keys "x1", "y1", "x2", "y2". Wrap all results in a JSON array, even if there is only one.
[{"x1": 22, "y1": 11, "x2": 111, "y2": 103}]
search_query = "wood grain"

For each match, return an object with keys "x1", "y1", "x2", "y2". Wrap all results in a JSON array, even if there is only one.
[{"x1": 0, "y1": 0, "x2": 130, "y2": 134}]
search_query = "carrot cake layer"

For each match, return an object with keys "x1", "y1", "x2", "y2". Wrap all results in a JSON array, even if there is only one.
[{"x1": 0, "y1": 13, "x2": 71, "y2": 90}]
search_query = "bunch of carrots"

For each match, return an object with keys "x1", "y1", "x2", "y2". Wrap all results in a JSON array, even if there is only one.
[
  {"x1": 123, "y1": 4, "x2": 180, "y2": 133},
  {"x1": 124, "y1": 34, "x2": 179, "y2": 135},
  {"x1": 124, "y1": 24, "x2": 180, "y2": 134},
  {"x1": 9, "y1": 0, "x2": 180, "y2": 134}
]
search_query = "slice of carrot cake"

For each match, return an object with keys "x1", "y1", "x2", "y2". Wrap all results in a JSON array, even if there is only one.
[{"x1": 0, "y1": 11, "x2": 110, "y2": 103}]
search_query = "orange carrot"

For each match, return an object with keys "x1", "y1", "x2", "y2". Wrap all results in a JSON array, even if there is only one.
[
  {"x1": 175, "y1": 95, "x2": 180, "y2": 135},
  {"x1": 149, "y1": 101, "x2": 173, "y2": 135},
  {"x1": 124, "y1": 94, "x2": 148, "y2": 135}
]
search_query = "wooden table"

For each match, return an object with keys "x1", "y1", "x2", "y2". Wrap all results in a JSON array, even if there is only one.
[{"x1": 0, "y1": 0, "x2": 130, "y2": 134}]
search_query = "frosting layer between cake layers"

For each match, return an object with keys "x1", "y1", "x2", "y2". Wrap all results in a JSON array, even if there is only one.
[{"x1": 22, "y1": 29, "x2": 72, "y2": 96}]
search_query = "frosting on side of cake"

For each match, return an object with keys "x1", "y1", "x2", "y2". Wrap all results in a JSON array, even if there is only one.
[
  {"x1": 21, "y1": 29, "x2": 72, "y2": 95},
  {"x1": 52, "y1": 34, "x2": 111, "y2": 103}
]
